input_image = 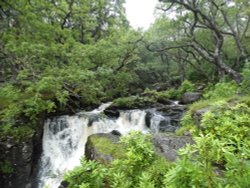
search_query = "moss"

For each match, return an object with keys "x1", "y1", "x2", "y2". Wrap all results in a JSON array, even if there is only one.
[
  {"x1": 0, "y1": 160, "x2": 14, "y2": 174},
  {"x1": 89, "y1": 135, "x2": 126, "y2": 160}
]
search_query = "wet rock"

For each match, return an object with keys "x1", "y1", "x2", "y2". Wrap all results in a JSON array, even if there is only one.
[
  {"x1": 153, "y1": 133, "x2": 194, "y2": 161},
  {"x1": 158, "y1": 120, "x2": 177, "y2": 132},
  {"x1": 103, "y1": 109, "x2": 120, "y2": 118},
  {"x1": 156, "y1": 105, "x2": 186, "y2": 129},
  {"x1": 87, "y1": 114, "x2": 100, "y2": 127},
  {"x1": 180, "y1": 92, "x2": 202, "y2": 104},
  {"x1": 58, "y1": 180, "x2": 69, "y2": 188},
  {"x1": 145, "y1": 111, "x2": 153, "y2": 128},
  {"x1": 111, "y1": 130, "x2": 122, "y2": 136}
]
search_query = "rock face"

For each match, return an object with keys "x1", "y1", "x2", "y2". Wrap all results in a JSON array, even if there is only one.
[
  {"x1": 85, "y1": 132, "x2": 124, "y2": 164},
  {"x1": 153, "y1": 134, "x2": 193, "y2": 161},
  {"x1": 0, "y1": 123, "x2": 43, "y2": 188},
  {"x1": 157, "y1": 105, "x2": 186, "y2": 128},
  {"x1": 0, "y1": 138, "x2": 33, "y2": 188},
  {"x1": 181, "y1": 92, "x2": 202, "y2": 104}
]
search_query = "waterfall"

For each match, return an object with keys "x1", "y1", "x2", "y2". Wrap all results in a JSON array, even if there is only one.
[{"x1": 37, "y1": 103, "x2": 174, "y2": 188}]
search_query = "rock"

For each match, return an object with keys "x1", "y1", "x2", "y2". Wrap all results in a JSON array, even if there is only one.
[
  {"x1": 0, "y1": 137, "x2": 34, "y2": 188},
  {"x1": 156, "y1": 105, "x2": 186, "y2": 129},
  {"x1": 180, "y1": 92, "x2": 202, "y2": 104},
  {"x1": 87, "y1": 114, "x2": 100, "y2": 126},
  {"x1": 111, "y1": 130, "x2": 122, "y2": 136},
  {"x1": 0, "y1": 119, "x2": 44, "y2": 188},
  {"x1": 58, "y1": 180, "x2": 69, "y2": 188},
  {"x1": 158, "y1": 120, "x2": 177, "y2": 132},
  {"x1": 145, "y1": 110, "x2": 178, "y2": 132},
  {"x1": 145, "y1": 111, "x2": 152, "y2": 128},
  {"x1": 103, "y1": 109, "x2": 120, "y2": 118},
  {"x1": 85, "y1": 133, "x2": 125, "y2": 164},
  {"x1": 192, "y1": 108, "x2": 210, "y2": 127},
  {"x1": 156, "y1": 98, "x2": 173, "y2": 105},
  {"x1": 153, "y1": 134, "x2": 193, "y2": 161}
]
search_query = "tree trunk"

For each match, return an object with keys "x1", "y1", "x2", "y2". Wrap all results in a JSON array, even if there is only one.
[{"x1": 217, "y1": 58, "x2": 242, "y2": 84}]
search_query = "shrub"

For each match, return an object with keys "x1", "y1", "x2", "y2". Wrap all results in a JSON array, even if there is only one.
[
  {"x1": 166, "y1": 102, "x2": 250, "y2": 188},
  {"x1": 240, "y1": 62, "x2": 250, "y2": 94},
  {"x1": 203, "y1": 81, "x2": 238, "y2": 99}
]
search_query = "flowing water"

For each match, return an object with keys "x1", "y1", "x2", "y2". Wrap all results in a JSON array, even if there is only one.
[{"x1": 37, "y1": 103, "x2": 172, "y2": 188}]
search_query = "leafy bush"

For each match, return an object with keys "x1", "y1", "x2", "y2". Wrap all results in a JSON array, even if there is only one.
[
  {"x1": 170, "y1": 102, "x2": 250, "y2": 188},
  {"x1": 203, "y1": 81, "x2": 238, "y2": 99},
  {"x1": 240, "y1": 62, "x2": 250, "y2": 94},
  {"x1": 0, "y1": 124, "x2": 35, "y2": 141},
  {"x1": 178, "y1": 80, "x2": 196, "y2": 95},
  {"x1": 64, "y1": 158, "x2": 108, "y2": 188}
]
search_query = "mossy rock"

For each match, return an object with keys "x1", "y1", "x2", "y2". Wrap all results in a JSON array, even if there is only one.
[{"x1": 85, "y1": 133, "x2": 125, "y2": 164}]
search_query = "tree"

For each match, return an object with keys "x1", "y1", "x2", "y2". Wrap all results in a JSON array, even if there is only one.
[
  {"x1": 0, "y1": 0, "x2": 141, "y2": 138},
  {"x1": 157, "y1": 0, "x2": 250, "y2": 83}
]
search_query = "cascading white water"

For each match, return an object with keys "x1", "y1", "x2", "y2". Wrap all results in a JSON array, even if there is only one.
[{"x1": 38, "y1": 103, "x2": 172, "y2": 188}]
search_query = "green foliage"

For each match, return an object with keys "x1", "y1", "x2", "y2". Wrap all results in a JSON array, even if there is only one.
[
  {"x1": 142, "y1": 80, "x2": 196, "y2": 103},
  {"x1": 112, "y1": 96, "x2": 156, "y2": 109},
  {"x1": 164, "y1": 137, "x2": 224, "y2": 188},
  {"x1": 120, "y1": 131, "x2": 155, "y2": 168},
  {"x1": 0, "y1": 0, "x2": 141, "y2": 141},
  {"x1": 64, "y1": 158, "x2": 108, "y2": 188},
  {"x1": 240, "y1": 62, "x2": 250, "y2": 94},
  {"x1": 0, "y1": 160, "x2": 14, "y2": 174},
  {"x1": 0, "y1": 125, "x2": 34, "y2": 141},
  {"x1": 173, "y1": 99, "x2": 250, "y2": 188},
  {"x1": 178, "y1": 80, "x2": 196, "y2": 95},
  {"x1": 204, "y1": 81, "x2": 238, "y2": 100}
]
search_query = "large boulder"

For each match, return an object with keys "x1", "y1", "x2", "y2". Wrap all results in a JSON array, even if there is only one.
[
  {"x1": 180, "y1": 92, "x2": 202, "y2": 104},
  {"x1": 85, "y1": 132, "x2": 125, "y2": 164},
  {"x1": 153, "y1": 133, "x2": 193, "y2": 161}
]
